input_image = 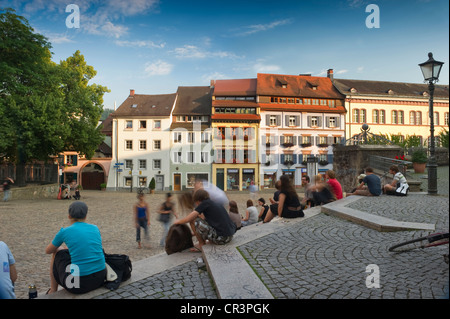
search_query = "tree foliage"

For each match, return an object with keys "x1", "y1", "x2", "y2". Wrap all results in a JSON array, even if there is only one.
[{"x1": 0, "y1": 8, "x2": 109, "y2": 163}]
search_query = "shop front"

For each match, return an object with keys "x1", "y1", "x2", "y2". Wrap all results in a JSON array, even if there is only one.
[{"x1": 213, "y1": 164, "x2": 259, "y2": 191}]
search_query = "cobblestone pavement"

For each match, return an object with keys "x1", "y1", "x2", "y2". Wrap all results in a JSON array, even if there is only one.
[
  {"x1": 94, "y1": 260, "x2": 217, "y2": 299},
  {"x1": 1, "y1": 167, "x2": 448, "y2": 299},
  {"x1": 238, "y1": 166, "x2": 449, "y2": 299}
]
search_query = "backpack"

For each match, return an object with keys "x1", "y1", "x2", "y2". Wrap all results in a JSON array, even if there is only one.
[
  {"x1": 165, "y1": 224, "x2": 194, "y2": 255},
  {"x1": 104, "y1": 253, "x2": 132, "y2": 290}
]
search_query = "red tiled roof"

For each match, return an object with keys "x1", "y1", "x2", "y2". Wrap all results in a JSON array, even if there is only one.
[
  {"x1": 213, "y1": 78, "x2": 257, "y2": 96},
  {"x1": 257, "y1": 73, "x2": 345, "y2": 99}
]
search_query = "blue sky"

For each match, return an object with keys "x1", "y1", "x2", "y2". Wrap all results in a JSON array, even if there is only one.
[{"x1": 1, "y1": 0, "x2": 449, "y2": 110}]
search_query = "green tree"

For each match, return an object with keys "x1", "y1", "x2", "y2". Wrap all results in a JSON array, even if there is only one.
[
  {"x1": 0, "y1": 9, "x2": 109, "y2": 182},
  {"x1": 58, "y1": 50, "x2": 109, "y2": 158}
]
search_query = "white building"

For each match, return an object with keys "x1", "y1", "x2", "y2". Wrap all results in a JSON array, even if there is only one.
[{"x1": 107, "y1": 90, "x2": 177, "y2": 191}]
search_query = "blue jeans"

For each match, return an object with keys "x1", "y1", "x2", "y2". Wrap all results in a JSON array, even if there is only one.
[
  {"x1": 3, "y1": 190, "x2": 11, "y2": 202},
  {"x1": 136, "y1": 218, "x2": 149, "y2": 242},
  {"x1": 160, "y1": 221, "x2": 170, "y2": 246}
]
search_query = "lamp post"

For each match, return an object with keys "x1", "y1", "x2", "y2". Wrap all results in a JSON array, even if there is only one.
[{"x1": 419, "y1": 52, "x2": 444, "y2": 195}]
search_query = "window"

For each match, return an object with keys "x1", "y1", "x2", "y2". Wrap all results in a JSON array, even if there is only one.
[
  {"x1": 416, "y1": 111, "x2": 422, "y2": 125},
  {"x1": 125, "y1": 120, "x2": 133, "y2": 129},
  {"x1": 173, "y1": 152, "x2": 182, "y2": 163},
  {"x1": 269, "y1": 115, "x2": 277, "y2": 126},
  {"x1": 373, "y1": 110, "x2": 379, "y2": 124},
  {"x1": 353, "y1": 109, "x2": 360, "y2": 123},
  {"x1": 308, "y1": 116, "x2": 321, "y2": 127},
  {"x1": 445, "y1": 112, "x2": 449, "y2": 125},
  {"x1": 125, "y1": 140, "x2": 133, "y2": 150},
  {"x1": 139, "y1": 120, "x2": 146, "y2": 129},
  {"x1": 154, "y1": 120, "x2": 161, "y2": 130},
  {"x1": 201, "y1": 132, "x2": 211, "y2": 143},
  {"x1": 153, "y1": 159, "x2": 161, "y2": 169},
  {"x1": 327, "y1": 117, "x2": 338, "y2": 128},
  {"x1": 288, "y1": 116, "x2": 297, "y2": 126},
  {"x1": 398, "y1": 111, "x2": 404, "y2": 124},
  {"x1": 125, "y1": 160, "x2": 133, "y2": 169},
  {"x1": 153, "y1": 140, "x2": 161, "y2": 150},
  {"x1": 391, "y1": 110, "x2": 397, "y2": 124},
  {"x1": 328, "y1": 100, "x2": 335, "y2": 108},
  {"x1": 188, "y1": 132, "x2": 195, "y2": 143},
  {"x1": 409, "y1": 111, "x2": 416, "y2": 125},
  {"x1": 173, "y1": 132, "x2": 182, "y2": 143},
  {"x1": 360, "y1": 109, "x2": 366, "y2": 123},
  {"x1": 138, "y1": 140, "x2": 146, "y2": 151},
  {"x1": 379, "y1": 110, "x2": 385, "y2": 124},
  {"x1": 138, "y1": 177, "x2": 147, "y2": 187},
  {"x1": 139, "y1": 160, "x2": 146, "y2": 169},
  {"x1": 434, "y1": 112, "x2": 440, "y2": 125},
  {"x1": 187, "y1": 152, "x2": 195, "y2": 163},
  {"x1": 201, "y1": 152, "x2": 209, "y2": 163}
]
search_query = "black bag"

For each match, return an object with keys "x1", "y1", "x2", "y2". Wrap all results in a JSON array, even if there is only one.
[
  {"x1": 165, "y1": 224, "x2": 194, "y2": 255},
  {"x1": 104, "y1": 253, "x2": 132, "y2": 290}
]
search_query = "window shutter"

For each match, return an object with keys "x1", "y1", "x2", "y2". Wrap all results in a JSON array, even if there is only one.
[
  {"x1": 307, "y1": 116, "x2": 311, "y2": 127},
  {"x1": 296, "y1": 116, "x2": 300, "y2": 126},
  {"x1": 266, "y1": 115, "x2": 271, "y2": 125},
  {"x1": 280, "y1": 154, "x2": 285, "y2": 163},
  {"x1": 276, "y1": 115, "x2": 281, "y2": 126}
]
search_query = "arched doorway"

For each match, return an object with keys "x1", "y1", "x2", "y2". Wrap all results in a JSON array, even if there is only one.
[{"x1": 81, "y1": 162, "x2": 105, "y2": 190}]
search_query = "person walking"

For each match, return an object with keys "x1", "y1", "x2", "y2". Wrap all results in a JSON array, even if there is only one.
[
  {"x1": 158, "y1": 193, "x2": 178, "y2": 247},
  {"x1": 134, "y1": 192, "x2": 150, "y2": 249}
]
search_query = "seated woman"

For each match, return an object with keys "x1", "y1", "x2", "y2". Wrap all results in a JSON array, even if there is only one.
[
  {"x1": 242, "y1": 199, "x2": 258, "y2": 226},
  {"x1": 45, "y1": 202, "x2": 106, "y2": 294},
  {"x1": 384, "y1": 165, "x2": 409, "y2": 195},
  {"x1": 264, "y1": 175, "x2": 304, "y2": 223}
]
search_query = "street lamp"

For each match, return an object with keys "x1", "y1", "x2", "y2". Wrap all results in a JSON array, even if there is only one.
[{"x1": 419, "y1": 52, "x2": 444, "y2": 195}]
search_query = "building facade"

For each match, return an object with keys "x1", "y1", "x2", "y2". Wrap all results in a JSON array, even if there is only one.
[
  {"x1": 332, "y1": 76, "x2": 449, "y2": 146},
  {"x1": 107, "y1": 90, "x2": 177, "y2": 191},
  {"x1": 257, "y1": 73, "x2": 346, "y2": 187},
  {"x1": 170, "y1": 86, "x2": 213, "y2": 191},
  {"x1": 211, "y1": 79, "x2": 261, "y2": 191}
]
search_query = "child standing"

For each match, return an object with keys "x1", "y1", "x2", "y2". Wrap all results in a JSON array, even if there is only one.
[{"x1": 134, "y1": 192, "x2": 150, "y2": 249}]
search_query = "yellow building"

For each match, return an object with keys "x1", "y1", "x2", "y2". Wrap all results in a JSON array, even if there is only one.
[
  {"x1": 210, "y1": 79, "x2": 260, "y2": 191},
  {"x1": 333, "y1": 77, "x2": 449, "y2": 145}
]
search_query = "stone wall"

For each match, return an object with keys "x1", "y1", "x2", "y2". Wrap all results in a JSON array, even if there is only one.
[
  {"x1": 332, "y1": 144, "x2": 403, "y2": 192},
  {"x1": 9, "y1": 184, "x2": 60, "y2": 200}
]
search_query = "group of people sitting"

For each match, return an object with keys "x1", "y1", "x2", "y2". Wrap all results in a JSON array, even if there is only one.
[{"x1": 35, "y1": 166, "x2": 407, "y2": 298}]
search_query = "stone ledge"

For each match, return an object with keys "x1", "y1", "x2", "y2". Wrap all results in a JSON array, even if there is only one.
[
  {"x1": 37, "y1": 249, "x2": 201, "y2": 299},
  {"x1": 321, "y1": 196, "x2": 435, "y2": 232},
  {"x1": 202, "y1": 206, "x2": 322, "y2": 299}
]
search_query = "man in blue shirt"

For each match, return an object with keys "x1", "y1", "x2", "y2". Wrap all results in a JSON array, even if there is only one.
[
  {"x1": 347, "y1": 167, "x2": 382, "y2": 197},
  {"x1": 46, "y1": 202, "x2": 106, "y2": 294},
  {"x1": 0, "y1": 241, "x2": 17, "y2": 299}
]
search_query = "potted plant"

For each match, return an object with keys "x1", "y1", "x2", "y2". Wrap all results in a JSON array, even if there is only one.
[
  {"x1": 411, "y1": 148, "x2": 428, "y2": 173},
  {"x1": 100, "y1": 183, "x2": 106, "y2": 191},
  {"x1": 149, "y1": 177, "x2": 156, "y2": 194}
]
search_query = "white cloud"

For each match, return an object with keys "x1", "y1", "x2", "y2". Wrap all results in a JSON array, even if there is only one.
[
  {"x1": 173, "y1": 45, "x2": 241, "y2": 59},
  {"x1": 115, "y1": 39, "x2": 166, "y2": 49},
  {"x1": 253, "y1": 62, "x2": 281, "y2": 73},
  {"x1": 336, "y1": 69, "x2": 348, "y2": 74},
  {"x1": 232, "y1": 19, "x2": 293, "y2": 37},
  {"x1": 144, "y1": 60, "x2": 173, "y2": 76}
]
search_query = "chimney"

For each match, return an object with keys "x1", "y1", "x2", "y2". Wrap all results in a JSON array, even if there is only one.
[
  {"x1": 130, "y1": 89, "x2": 135, "y2": 97},
  {"x1": 210, "y1": 80, "x2": 215, "y2": 88},
  {"x1": 327, "y1": 69, "x2": 334, "y2": 80}
]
